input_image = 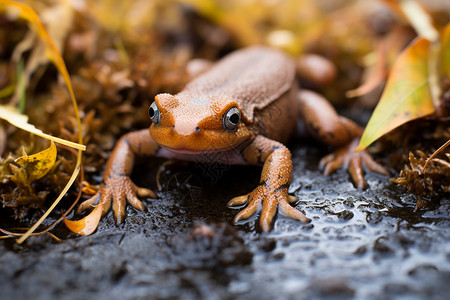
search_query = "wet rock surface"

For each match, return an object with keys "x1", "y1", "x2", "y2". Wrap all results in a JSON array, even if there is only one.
[{"x1": 1, "y1": 142, "x2": 449, "y2": 300}]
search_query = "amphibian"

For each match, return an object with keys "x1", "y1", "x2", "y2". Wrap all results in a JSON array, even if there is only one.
[{"x1": 79, "y1": 46, "x2": 388, "y2": 232}]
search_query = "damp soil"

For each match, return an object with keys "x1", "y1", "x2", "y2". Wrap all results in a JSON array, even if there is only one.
[{"x1": 0, "y1": 141, "x2": 449, "y2": 300}]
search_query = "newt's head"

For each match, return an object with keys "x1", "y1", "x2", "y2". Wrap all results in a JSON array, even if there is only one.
[{"x1": 149, "y1": 93, "x2": 252, "y2": 154}]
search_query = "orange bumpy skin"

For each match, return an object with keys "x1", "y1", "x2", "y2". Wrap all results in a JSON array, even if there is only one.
[
  {"x1": 79, "y1": 46, "x2": 388, "y2": 231},
  {"x1": 227, "y1": 136, "x2": 309, "y2": 232}
]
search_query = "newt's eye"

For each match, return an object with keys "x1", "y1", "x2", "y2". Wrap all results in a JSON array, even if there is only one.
[
  {"x1": 223, "y1": 106, "x2": 241, "y2": 132},
  {"x1": 148, "y1": 101, "x2": 161, "y2": 125}
]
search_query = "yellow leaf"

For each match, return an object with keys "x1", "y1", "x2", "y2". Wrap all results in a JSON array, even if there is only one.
[
  {"x1": 15, "y1": 141, "x2": 57, "y2": 182},
  {"x1": 357, "y1": 38, "x2": 435, "y2": 151},
  {"x1": 64, "y1": 204, "x2": 102, "y2": 236}
]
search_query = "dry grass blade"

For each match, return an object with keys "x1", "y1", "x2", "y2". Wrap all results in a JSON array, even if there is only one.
[
  {"x1": 0, "y1": 106, "x2": 85, "y2": 150},
  {"x1": 422, "y1": 139, "x2": 450, "y2": 173},
  {"x1": 0, "y1": 0, "x2": 85, "y2": 243}
]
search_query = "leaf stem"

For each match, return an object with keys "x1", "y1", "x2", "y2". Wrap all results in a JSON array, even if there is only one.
[{"x1": 422, "y1": 139, "x2": 450, "y2": 173}]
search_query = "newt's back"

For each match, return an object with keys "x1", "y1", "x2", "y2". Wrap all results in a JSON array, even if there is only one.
[{"x1": 179, "y1": 46, "x2": 296, "y2": 122}]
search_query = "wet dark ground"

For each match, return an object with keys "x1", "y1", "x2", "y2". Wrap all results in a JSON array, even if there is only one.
[{"x1": 1, "y1": 142, "x2": 449, "y2": 300}]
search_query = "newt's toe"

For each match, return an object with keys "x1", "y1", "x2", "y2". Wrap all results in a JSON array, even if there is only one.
[
  {"x1": 322, "y1": 154, "x2": 345, "y2": 175},
  {"x1": 320, "y1": 139, "x2": 389, "y2": 189},
  {"x1": 259, "y1": 196, "x2": 278, "y2": 232},
  {"x1": 230, "y1": 185, "x2": 309, "y2": 232},
  {"x1": 348, "y1": 154, "x2": 365, "y2": 189},
  {"x1": 234, "y1": 196, "x2": 261, "y2": 223},
  {"x1": 288, "y1": 195, "x2": 299, "y2": 204},
  {"x1": 319, "y1": 152, "x2": 335, "y2": 169},
  {"x1": 127, "y1": 193, "x2": 146, "y2": 211},
  {"x1": 363, "y1": 151, "x2": 390, "y2": 176},
  {"x1": 77, "y1": 194, "x2": 99, "y2": 214},
  {"x1": 279, "y1": 198, "x2": 310, "y2": 223},
  {"x1": 136, "y1": 186, "x2": 157, "y2": 198},
  {"x1": 112, "y1": 193, "x2": 126, "y2": 225},
  {"x1": 227, "y1": 195, "x2": 249, "y2": 207}
]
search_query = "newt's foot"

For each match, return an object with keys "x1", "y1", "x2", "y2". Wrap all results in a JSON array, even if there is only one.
[
  {"x1": 78, "y1": 175, "x2": 157, "y2": 224},
  {"x1": 319, "y1": 139, "x2": 389, "y2": 189},
  {"x1": 227, "y1": 186, "x2": 309, "y2": 232}
]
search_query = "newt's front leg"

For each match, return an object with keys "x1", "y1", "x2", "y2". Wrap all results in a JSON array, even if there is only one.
[
  {"x1": 298, "y1": 90, "x2": 389, "y2": 189},
  {"x1": 227, "y1": 135, "x2": 309, "y2": 232},
  {"x1": 78, "y1": 129, "x2": 158, "y2": 224}
]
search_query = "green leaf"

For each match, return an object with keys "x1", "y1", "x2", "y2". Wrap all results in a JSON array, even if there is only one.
[{"x1": 356, "y1": 37, "x2": 435, "y2": 151}]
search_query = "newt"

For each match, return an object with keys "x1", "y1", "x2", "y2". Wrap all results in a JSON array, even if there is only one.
[{"x1": 79, "y1": 46, "x2": 388, "y2": 232}]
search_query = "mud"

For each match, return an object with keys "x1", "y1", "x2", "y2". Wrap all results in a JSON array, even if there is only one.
[{"x1": 0, "y1": 142, "x2": 449, "y2": 300}]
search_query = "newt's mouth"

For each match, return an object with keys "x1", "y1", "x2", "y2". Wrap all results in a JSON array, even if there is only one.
[
  {"x1": 160, "y1": 144, "x2": 239, "y2": 156},
  {"x1": 150, "y1": 126, "x2": 252, "y2": 156}
]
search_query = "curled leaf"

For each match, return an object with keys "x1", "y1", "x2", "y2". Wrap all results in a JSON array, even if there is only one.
[
  {"x1": 356, "y1": 37, "x2": 435, "y2": 151},
  {"x1": 346, "y1": 26, "x2": 413, "y2": 99},
  {"x1": 64, "y1": 203, "x2": 102, "y2": 236},
  {"x1": 15, "y1": 141, "x2": 57, "y2": 182},
  {"x1": 346, "y1": 48, "x2": 387, "y2": 98}
]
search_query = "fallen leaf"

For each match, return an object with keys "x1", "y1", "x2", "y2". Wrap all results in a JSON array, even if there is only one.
[
  {"x1": 346, "y1": 26, "x2": 414, "y2": 99},
  {"x1": 356, "y1": 37, "x2": 435, "y2": 151},
  {"x1": 64, "y1": 203, "x2": 102, "y2": 236},
  {"x1": 346, "y1": 43, "x2": 388, "y2": 98},
  {"x1": 15, "y1": 141, "x2": 57, "y2": 183}
]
